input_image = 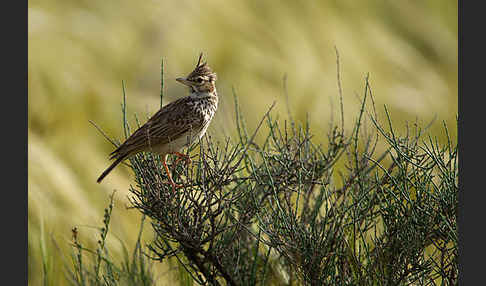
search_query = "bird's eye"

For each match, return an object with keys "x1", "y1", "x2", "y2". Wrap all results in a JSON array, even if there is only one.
[{"x1": 196, "y1": 77, "x2": 204, "y2": 83}]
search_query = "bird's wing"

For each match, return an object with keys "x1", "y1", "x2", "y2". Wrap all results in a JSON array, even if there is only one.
[{"x1": 110, "y1": 96, "x2": 203, "y2": 158}]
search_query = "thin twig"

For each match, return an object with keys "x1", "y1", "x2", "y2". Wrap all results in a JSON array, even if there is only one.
[{"x1": 88, "y1": 120, "x2": 119, "y2": 147}]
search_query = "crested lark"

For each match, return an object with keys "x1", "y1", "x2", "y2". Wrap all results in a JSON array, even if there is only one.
[{"x1": 97, "y1": 53, "x2": 218, "y2": 188}]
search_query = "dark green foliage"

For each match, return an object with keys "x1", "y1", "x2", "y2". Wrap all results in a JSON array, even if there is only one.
[
  {"x1": 125, "y1": 80, "x2": 457, "y2": 284},
  {"x1": 77, "y1": 65, "x2": 457, "y2": 285}
]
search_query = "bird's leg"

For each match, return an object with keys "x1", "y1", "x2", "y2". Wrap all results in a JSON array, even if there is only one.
[
  {"x1": 162, "y1": 157, "x2": 183, "y2": 190},
  {"x1": 172, "y1": 151, "x2": 192, "y2": 166}
]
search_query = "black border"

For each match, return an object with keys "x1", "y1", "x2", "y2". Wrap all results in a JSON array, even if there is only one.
[
  {"x1": 457, "y1": 0, "x2": 463, "y2": 283},
  {"x1": 458, "y1": 1, "x2": 481, "y2": 284},
  {"x1": 8, "y1": 0, "x2": 28, "y2": 283},
  {"x1": 7, "y1": 0, "x2": 28, "y2": 283}
]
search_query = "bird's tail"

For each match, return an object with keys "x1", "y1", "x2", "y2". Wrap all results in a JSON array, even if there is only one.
[{"x1": 97, "y1": 155, "x2": 127, "y2": 183}]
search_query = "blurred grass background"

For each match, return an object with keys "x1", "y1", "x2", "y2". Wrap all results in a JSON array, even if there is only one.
[{"x1": 28, "y1": 0, "x2": 457, "y2": 285}]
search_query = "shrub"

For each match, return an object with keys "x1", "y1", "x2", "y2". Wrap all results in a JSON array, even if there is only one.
[{"x1": 72, "y1": 65, "x2": 457, "y2": 286}]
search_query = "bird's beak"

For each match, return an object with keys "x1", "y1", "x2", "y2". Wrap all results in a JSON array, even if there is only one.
[{"x1": 176, "y1": 77, "x2": 193, "y2": 87}]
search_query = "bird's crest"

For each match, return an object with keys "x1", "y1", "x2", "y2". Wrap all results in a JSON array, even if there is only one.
[{"x1": 188, "y1": 52, "x2": 217, "y2": 81}]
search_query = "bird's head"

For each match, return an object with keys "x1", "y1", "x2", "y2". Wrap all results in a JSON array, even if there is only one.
[{"x1": 176, "y1": 53, "x2": 217, "y2": 94}]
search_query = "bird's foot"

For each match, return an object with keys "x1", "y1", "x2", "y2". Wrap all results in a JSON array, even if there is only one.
[{"x1": 173, "y1": 152, "x2": 192, "y2": 166}]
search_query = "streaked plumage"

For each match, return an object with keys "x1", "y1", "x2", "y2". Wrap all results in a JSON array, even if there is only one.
[{"x1": 97, "y1": 53, "x2": 218, "y2": 185}]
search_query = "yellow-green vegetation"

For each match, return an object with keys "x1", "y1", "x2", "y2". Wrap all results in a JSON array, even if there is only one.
[{"x1": 28, "y1": 0, "x2": 457, "y2": 285}]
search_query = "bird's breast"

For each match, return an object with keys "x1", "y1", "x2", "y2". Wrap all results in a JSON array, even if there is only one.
[{"x1": 189, "y1": 96, "x2": 218, "y2": 123}]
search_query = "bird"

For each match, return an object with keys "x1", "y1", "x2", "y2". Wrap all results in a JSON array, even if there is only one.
[{"x1": 97, "y1": 53, "x2": 218, "y2": 188}]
